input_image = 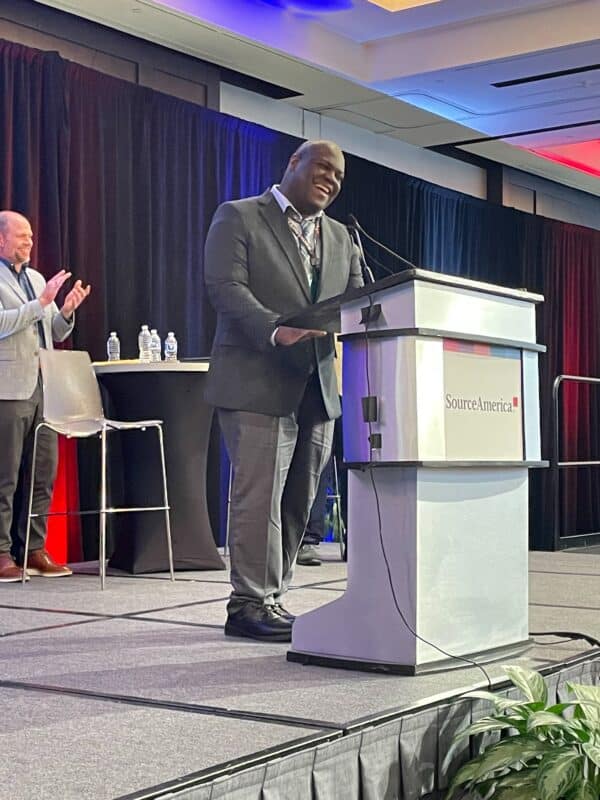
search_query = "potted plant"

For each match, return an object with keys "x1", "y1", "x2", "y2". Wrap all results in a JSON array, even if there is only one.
[{"x1": 445, "y1": 665, "x2": 600, "y2": 799}]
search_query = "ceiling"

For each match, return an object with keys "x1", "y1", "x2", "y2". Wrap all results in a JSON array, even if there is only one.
[{"x1": 34, "y1": 0, "x2": 600, "y2": 196}]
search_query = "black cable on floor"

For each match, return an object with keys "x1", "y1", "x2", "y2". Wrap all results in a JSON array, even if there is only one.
[{"x1": 530, "y1": 630, "x2": 600, "y2": 647}]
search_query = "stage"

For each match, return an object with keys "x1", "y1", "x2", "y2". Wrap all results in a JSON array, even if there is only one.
[{"x1": 0, "y1": 545, "x2": 598, "y2": 800}]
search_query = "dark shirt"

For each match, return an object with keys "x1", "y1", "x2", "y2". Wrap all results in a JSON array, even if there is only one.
[{"x1": 0, "y1": 257, "x2": 47, "y2": 348}]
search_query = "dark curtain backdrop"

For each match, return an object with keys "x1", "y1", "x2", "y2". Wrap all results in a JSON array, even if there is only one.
[
  {"x1": 522, "y1": 219, "x2": 600, "y2": 546},
  {"x1": 2, "y1": 37, "x2": 599, "y2": 552}
]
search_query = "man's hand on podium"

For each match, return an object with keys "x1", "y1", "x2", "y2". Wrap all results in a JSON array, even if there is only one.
[{"x1": 274, "y1": 326, "x2": 327, "y2": 346}]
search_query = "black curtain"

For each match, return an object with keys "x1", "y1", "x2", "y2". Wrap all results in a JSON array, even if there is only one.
[
  {"x1": 523, "y1": 218, "x2": 600, "y2": 547},
  {"x1": 1, "y1": 40, "x2": 298, "y2": 360},
  {"x1": 2, "y1": 36, "x2": 600, "y2": 552}
]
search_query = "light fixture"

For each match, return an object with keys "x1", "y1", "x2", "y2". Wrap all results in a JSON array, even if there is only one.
[
  {"x1": 367, "y1": 0, "x2": 441, "y2": 10},
  {"x1": 260, "y1": 0, "x2": 353, "y2": 10}
]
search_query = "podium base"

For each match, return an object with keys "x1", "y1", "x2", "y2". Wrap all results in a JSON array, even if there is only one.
[{"x1": 286, "y1": 638, "x2": 533, "y2": 676}]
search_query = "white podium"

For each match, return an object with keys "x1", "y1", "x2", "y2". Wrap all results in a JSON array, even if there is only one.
[{"x1": 287, "y1": 269, "x2": 547, "y2": 674}]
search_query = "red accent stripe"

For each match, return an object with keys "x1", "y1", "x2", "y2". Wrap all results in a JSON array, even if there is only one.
[
  {"x1": 443, "y1": 339, "x2": 462, "y2": 351},
  {"x1": 46, "y1": 437, "x2": 82, "y2": 563}
]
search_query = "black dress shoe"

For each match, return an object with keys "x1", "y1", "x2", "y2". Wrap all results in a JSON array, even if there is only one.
[
  {"x1": 296, "y1": 544, "x2": 321, "y2": 567},
  {"x1": 225, "y1": 603, "x2": 292, "y2": 642},
  {"x1": 272, "y1": 604, "x2": 295, "y2": 622}
]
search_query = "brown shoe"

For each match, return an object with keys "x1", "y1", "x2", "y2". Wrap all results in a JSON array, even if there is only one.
[
  {"x1": 26, "y1": 548, "x2": 72, "y2": 578},
  {"x1": 0, "y1": 553, "x2": 29, "y2": 582}
]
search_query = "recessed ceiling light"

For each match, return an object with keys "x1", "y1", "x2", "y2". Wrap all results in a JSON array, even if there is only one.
[{"x1": 367, "y1": 0, "x2": 441, "y2": 10}]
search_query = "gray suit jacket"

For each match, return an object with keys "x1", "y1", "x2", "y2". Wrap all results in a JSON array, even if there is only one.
[
  {"x1": 204, "y1": 191, "x2": 363, "y2": 418},
  {"x1": 0, "y1": 262, "x2": 74, "y2": 400}
]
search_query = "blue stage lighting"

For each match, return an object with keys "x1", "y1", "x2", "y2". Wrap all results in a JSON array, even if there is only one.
[{"x1": 259, "y1": 0, "x2": 353, "y2": 11}]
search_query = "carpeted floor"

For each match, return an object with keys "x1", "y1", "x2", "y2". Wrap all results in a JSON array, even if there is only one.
[{"x1": 0, "y1": 545, "x2": 598, "y2": 799}]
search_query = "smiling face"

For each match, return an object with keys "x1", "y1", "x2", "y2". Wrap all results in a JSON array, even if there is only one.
[
  {"x1": 0, "y1": 212, "x2": 34, "y2": 269},
  {"x1": 280, "y1": 141, "x2": 345, "y2": 217}
]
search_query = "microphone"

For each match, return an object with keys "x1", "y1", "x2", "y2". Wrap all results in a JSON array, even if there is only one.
[
  {"x1": 346, "y1": 216, "x2": 375, "y2": 284},
  {"x1": 348, "y1": 214, "x2": 419, "y2": 273}
]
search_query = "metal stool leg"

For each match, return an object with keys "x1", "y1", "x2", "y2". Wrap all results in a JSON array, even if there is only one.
[
  {"x1": 332, "y1": 455, "x2": 347, "y2": 561},
  {"x1": 99, "y1": 425, "x2": 108, "y2": 590},
  {"x1": 22, "y1": 424, "x2": 44, "y2": 585},
  {"x1": 156, "y1": 424, "x2": 175, "y2": 581}
]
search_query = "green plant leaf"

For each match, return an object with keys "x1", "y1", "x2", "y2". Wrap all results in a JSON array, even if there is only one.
[
  {"x1": 535, "y1": 751, "x2": 582, "y2": 800},
  {"x1": 505, "y1": 666, "x2": 548, "y2": 705},
  {"x1": 566, "y1": 684, "x2": 600, "y2": 726},
  {"x1": 527, "y1": 702, "x2": 549, "y2": 713},
  {"x1": 465, "y1": 690, "x2": 526, "y2": 713},
  {"x1": 443, "y1": 716, "x2": 528, "y2": 772},
  {"x1": 445, "y1": 758, "x2": 482, "y2": 797},
  {"x1": 546, "y1": 702, "x2": 582, "y2": 715},
  {"x1": 491, "y1": 769, "x2": 539, "y2": 799},
  {"x1": 504, "y1": 717, "x2": 530, "y2": 736},
  {"x1": 471, "y1": 737, "x2": 551, "y2": 781},
  {"x1": 567, "y1": 683, "x2": 600, "y2": 703},
  {"x1": 527, "y1": 711, "x2": 575, "y2": 732},
  {"x1": 457, "y1": 717, "x2": 521, "y2": 740},
  {"x1": 465, "y1": 690, "x2": 502, "y2": 703},
  {"x1": 563, "y1": 720, "x2": 593, "y2": 744},
  {"x1": 448, "y1": 677, "x2": 600, "y2": 800},
  {"x1": 495, "y1": 785, "x2": 540, "y2": 800},
  {"x1": 494, "y1": 768, "x2": 538, "y2": 787},
  {"x1": 582, "y1": 741, "x2": 600, "y2": 769},
  {"x1": 475, "y1": 777, "x2": 496, "y2": 798},
  {"x1": 566, "y1": 778, "x2": 598, "y2": 800}
]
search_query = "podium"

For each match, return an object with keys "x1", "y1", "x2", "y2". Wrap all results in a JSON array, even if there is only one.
[{"x1": 287, "y1": 269, "x2": 547, "y2": 674}]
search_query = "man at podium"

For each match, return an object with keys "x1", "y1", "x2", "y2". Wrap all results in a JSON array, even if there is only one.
[{"x1": 204, "y1": 139, "x2": 362, "y2": 642}]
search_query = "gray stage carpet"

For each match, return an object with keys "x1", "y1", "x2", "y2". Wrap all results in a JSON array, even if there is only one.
[{"x1": 0, "y1": 545, "x2": 598, "y2": 799}]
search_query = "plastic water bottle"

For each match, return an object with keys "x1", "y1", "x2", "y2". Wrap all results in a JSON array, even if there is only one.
[
  {"x1": 150, "y1": 329, "x2": 161, "y2": 362},
  {"x1": 164, "y1": 331, "x2": 178, "y2": 363},
  {"x1": 138, "y1": 324, "x2": 152, "y2": 363},
  {"x1": 106, "y1": 331, "x2": 120, "y2": 362}
]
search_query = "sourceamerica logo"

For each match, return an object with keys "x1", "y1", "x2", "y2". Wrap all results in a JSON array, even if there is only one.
[{"x1": 445, "y1": 394, "x2": 519, "y2": 413}]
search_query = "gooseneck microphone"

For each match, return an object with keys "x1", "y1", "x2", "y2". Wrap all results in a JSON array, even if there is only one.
[
  {"x1": 346, "y1": 216, "x2": 375, "y2": 284},
  {"x1": 348, "y1": 214, "x2": 419, "y2": 273}
]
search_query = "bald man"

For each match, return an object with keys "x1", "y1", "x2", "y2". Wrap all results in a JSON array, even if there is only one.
[
  {"x1": 0, "y1": 211, "x2": 91, "y2": 582},
  {"x1": 204, "y1": 140, "x2": 363, "y2": 641}
]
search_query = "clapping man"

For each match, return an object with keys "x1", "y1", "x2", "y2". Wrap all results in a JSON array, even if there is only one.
[{"x1": 0, "y1": 211, "x2": 91, "y2": 581}]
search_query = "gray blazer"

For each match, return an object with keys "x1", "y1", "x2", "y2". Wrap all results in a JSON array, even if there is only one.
[
  {"x1": 0, "y1": 262, "x2": 74, "y2": 400},
  {"x1": 204, "y1": 191, "x2": 363, "y2": 418}
]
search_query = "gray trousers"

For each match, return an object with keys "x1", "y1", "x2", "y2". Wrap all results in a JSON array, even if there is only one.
[
  {"x1": 0, "y1": 379, "x2": 58, "y2": 555},
  {"x1": 219, "y1": 376, "x2": 334, "y2": 610}
]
